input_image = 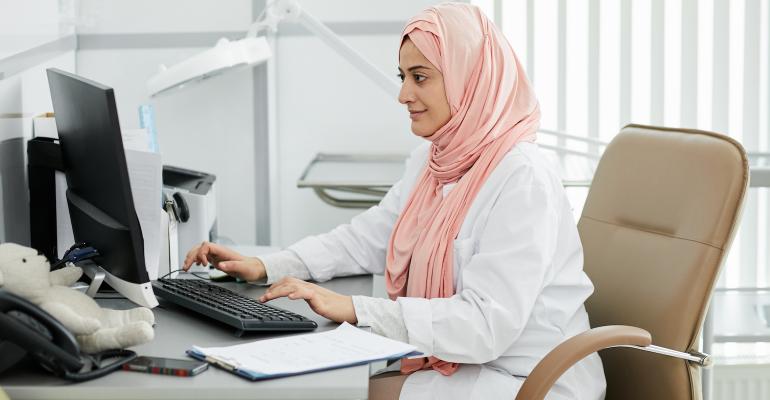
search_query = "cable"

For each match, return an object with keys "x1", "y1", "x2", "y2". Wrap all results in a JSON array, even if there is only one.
[
  {"x1": 191, "y1": 271, "x2": 211, "y2": 280},
  {"x1": 159, "y1": 268, "x2": 212, "y2": 281},
  {"x1": 51, "y1": 242, "x2": 99, "y2": 270},
  {"x1": 62, "y1": 349, "x2": 137, "y2": 382}
]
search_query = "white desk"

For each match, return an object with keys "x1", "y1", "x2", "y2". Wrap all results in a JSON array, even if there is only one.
[{"x1": 0, "y1": 275, "x2": 374, "y2": 399}]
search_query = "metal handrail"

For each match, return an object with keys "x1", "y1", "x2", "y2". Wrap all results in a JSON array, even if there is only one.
[
  {"x1": 714, "y1": 287, "x2": 770, "y2": 292},
  {"x1": 612, "y1": 345, "x2": 712, "y2": 367}
]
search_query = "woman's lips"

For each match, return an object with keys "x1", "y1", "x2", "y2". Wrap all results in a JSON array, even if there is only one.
[{"x1": 409, "y1": 110, "x2": 426, "y2": 120}]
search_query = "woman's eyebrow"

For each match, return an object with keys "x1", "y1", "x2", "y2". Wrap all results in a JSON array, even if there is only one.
[
  {"x1": 397, "y1": 65, "x2": 431, "y2": 74},
  {"x1": 407, "y1": 65, "x2": 430, "y2": 72}
]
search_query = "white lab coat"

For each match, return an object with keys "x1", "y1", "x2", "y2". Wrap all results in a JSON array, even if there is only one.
[{"x1": 287, "y1": 142, "x2": 607, "y2": 399}]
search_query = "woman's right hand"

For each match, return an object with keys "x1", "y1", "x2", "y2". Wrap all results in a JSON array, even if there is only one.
[{"x1": 182, "y1": 241, "x2": 266, "y2": 282}]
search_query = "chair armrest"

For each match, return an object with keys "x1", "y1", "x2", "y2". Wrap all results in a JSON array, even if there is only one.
[{"x1": 514, "y1": 325, "x2": 651, "y2": 400}]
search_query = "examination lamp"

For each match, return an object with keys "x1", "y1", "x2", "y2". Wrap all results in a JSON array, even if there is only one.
[{"x1": 147, "y1": 0, "x2": 400, "y2": 98}]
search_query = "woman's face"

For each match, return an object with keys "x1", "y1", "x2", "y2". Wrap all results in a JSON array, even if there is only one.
[{"x1": 398, "y1": 38, "x2": 451, "y2": 137}]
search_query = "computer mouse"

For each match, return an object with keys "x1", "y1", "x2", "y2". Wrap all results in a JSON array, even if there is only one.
[{"x1": 208, "y1": 268, "x2": 235, "y2": 282}]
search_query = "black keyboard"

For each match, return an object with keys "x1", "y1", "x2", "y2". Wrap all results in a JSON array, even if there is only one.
[{"x1": 152, "y1": 278, "x2": 317, "y2": 334}]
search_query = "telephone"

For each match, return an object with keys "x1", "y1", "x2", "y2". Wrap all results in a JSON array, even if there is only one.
[{"x1": 0, "y1": 289, "x2": 137, "y2": 381}]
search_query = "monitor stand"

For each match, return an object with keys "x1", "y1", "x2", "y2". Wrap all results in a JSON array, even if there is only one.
[{"x1": 79, "y1": 261, "x2": 159, "y2": 308}]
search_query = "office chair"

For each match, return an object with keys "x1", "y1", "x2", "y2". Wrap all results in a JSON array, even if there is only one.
[{"x1": 515, "y1": 124, "x2": 749, "y2": 400}]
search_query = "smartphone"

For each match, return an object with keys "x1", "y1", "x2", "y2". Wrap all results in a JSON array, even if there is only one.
[{"x1": 122, "y1": 356, "x2": 208, "y2": 377}]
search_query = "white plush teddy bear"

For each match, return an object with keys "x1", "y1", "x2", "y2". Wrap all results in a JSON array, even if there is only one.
[{"x1": 0, "y1": 242, "x2": 155, "y2": 354}]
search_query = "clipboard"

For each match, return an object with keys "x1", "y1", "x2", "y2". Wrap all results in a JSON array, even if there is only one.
[{"x1": 187, "y1": 323, "x2": 422, "y2": 381}]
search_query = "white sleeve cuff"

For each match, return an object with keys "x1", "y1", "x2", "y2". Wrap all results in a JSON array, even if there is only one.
[
  {"x1": 288, "y1": 236, "x2": 337, "y2": 282},
  {"x1": 352, "y1": 296, "x2": 408, "y2": 343},
  {"x1": 397, "y1": 296, "x2": 435, "y2": 357},
  {"x1": 257, "y1": 250, "x2": 312, "y2": 285}
]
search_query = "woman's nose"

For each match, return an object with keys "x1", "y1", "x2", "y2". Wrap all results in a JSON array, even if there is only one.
[{"x1": 398, "y1": 82, "x2": 414, "y2": 104}]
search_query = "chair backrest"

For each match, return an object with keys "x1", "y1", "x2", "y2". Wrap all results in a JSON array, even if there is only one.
[{"x1": 579, "y1": 124, "x2": 748, "y2": 400}]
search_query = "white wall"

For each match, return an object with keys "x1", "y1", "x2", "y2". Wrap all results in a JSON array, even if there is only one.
[
  {"x1": 0, "y1": 52, "x2": 77, "y2": 245},
  {"x1": 75, "y1": 0, "x2": 258, "y2": 245},
  {"x1": 271, "y1": 0, "x2": 442, "y2": 246},
  {"x1": 2, "y1": 0, "x2": 453, "y2": 249},
  {"x1": 74, "y1": 0, "x2": 447, "y2": 248},
  {"x1": 0, "y1": 0, "x2": 76, "y2": 244},
  {"x1": 75, "y1": 0, "x2": 251, "y2": 34},
  {"x1": 0, "y1": 0, "x2": 62, "y2": 36}
]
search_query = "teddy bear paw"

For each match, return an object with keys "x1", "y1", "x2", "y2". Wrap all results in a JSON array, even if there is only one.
[
  {"x1": 77, "y1": 321, "x2": 155, "y2": 354},
  {"x1": 128, "y1": 307, "x2": 155, "y2": 326}
]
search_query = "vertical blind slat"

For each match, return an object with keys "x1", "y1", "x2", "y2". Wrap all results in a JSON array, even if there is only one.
[
  {"x1": 713, "y1": 0, "x2": 730, "y2": 289},
  {"x1": 713, "y1": 0, "x2": 730, "y2": 133},
  {"x1": 681, "y1": 0, "x2": 698, "y2": 127},
  {"x1": 742, "y1": 0, "x2": 761, "y2": 286},
  {"x1": 651, "y1": 0, "x2": 665, "y2": 124},
  {"x1": 494, "y1": 0, "x2": 503, "y2": 31},
  {"x1": 527, "y1": 0, "x2": 535, "y2": 82},
  {"x1": 557, "y1": 0, "x2": 567, "y2": 132},
  {"x1": 588, "y1": 0, "x2": 600, "y2": 154},
  {"x1": 744, "y1": 0, "x2": 760, "y2": 150},
  {"x1": 758, "y1": 1, "x2": 770, "y2": 287},
  {"x1": 557, "y1": 0, "x2": 567, "y2": 156},
  {"x1": 620, "y1": 0, "x2": 632, "y2": 125}
]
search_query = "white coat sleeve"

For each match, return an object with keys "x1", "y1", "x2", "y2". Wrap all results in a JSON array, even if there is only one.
[
  {"x1": 257, "y1": 250, "x2": 312, "y2": 284},
  {"x1": 351, "y1": 295, "x2": 409, "y2": 342},
  {"x1": 397, "y1": 178, "x2": 559, "y2": 364},
  {"x1": 286, "y1": 179, "x2": 404, "y2": 282},
  {"x1": 256, "y1": 250, "x2": 411, "y2": 343}
]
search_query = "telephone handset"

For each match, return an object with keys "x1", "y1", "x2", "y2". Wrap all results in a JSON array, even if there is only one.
[{"x1": 0, "y1": 289, "x2": 137, "y2": 381}]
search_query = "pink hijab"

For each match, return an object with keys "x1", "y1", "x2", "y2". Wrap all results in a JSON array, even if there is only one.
[{"x1": 385, "y1": 3, "x2": 540, "y2": 376}]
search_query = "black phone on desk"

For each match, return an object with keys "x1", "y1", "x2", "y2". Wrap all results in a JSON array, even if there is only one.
[
  {"x1": 122, "y1": 356, "x2": 208, "y2": 377},
  {"x1": 0, "y1": 289, "x2": 137, "y2": 381}
]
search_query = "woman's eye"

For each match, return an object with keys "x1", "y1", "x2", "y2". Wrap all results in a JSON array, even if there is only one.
[
  {"x1": 414, "y1": 74, "x2": 426, "y2": 83},
  {"x1": 397, "y1": 73, "x2": 405, "y2": 82}
]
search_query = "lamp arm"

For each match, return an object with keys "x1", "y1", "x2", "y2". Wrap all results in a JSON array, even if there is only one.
[
  {"x1": 249, "y1": 0, "x2": 401, "y2": 99},
  {"x1": 246, "y1": 1, "x2": 285, "y2": 36}
]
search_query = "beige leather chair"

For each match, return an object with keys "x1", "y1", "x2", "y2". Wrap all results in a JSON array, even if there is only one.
[{"x1": 515, "y1": 124, "x2": 749, "y2": 400}]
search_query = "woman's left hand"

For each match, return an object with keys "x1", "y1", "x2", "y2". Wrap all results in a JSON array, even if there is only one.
[{"x1": 259, "y1": 277, "x2": 358, "y2": 324}]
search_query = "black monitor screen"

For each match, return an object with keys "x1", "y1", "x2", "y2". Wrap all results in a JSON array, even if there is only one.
[{"x1": 46, "y1": 68, "x2": 148, "y2": 285}]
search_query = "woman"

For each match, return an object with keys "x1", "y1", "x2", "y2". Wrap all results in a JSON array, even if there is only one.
[{"x1": 183, "y1": 3, "x2": 606, "y2": 399}]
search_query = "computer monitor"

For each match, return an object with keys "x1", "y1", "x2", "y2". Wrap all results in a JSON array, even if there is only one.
[{"x1": 46, "y1": 68, "x2": 158, "y2": 308}]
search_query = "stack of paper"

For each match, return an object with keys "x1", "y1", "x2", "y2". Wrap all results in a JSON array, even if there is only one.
[{"x1": 188, "y1": 322, "x2": 421, "y2": 380}]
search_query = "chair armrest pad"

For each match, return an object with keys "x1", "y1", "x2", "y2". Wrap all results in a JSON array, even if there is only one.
[{"x1": 515, "y1": 325, "x2": 651, "y2": 400}]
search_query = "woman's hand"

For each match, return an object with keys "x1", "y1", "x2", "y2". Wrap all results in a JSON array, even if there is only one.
[
  {"x1": 259, "y1": 277, "x2": 357, "y2": 324},
  {"x1": 182, "y1": 241, "x2": 266, "y2": 282}
]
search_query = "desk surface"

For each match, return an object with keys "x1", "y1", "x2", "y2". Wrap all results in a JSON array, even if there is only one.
[{"x1": 0, "y1": 275, "x2": 373, "y2": 400}]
